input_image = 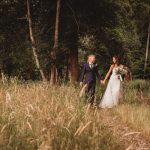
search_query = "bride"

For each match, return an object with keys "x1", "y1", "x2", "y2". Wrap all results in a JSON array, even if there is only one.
[{"x1": 99, "y1": 55, "x2": 126, "y2": 108}]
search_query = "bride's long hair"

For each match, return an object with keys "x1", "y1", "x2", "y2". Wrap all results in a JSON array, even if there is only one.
[{"x1": 112, "y1": 55, "x2": 120, "y2": 65}]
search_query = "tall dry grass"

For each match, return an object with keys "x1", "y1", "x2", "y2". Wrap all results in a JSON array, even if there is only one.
[
  {"x1": 114, "y1": 105, "x2": 150, "y2": 139},
  {"x1": 0, "y1": 79, "x2": 149, "y2": 149},
  {"x1": 113, "y1": 80, "x2": 150, "y2": 140},
  {"x1": 0, "y1": 80, "x2": 122, "y2": 150}
]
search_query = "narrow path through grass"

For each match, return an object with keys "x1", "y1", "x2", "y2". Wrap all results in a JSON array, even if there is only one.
[{"x1": 97, "y1": 108, "x2": 150, "y2": 150}]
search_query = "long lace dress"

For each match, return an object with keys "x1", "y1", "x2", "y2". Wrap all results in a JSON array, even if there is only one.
[{"x1": 99, "y1": 67, "x2": 123, "y2": 108}]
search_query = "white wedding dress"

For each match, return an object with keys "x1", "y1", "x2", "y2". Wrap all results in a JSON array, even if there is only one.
[{"x1": 99, "y1": 67, "x2": 123, "y2": 108}]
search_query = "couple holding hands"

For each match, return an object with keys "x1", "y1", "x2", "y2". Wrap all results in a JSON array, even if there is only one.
[{"x1": 79, "y1": 54, "x2": 131, "y2": 108}]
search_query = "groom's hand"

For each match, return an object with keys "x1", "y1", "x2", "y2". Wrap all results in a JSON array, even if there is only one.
[{"x1": 80, "y1": 82, "x2": 83, "y2": 87}]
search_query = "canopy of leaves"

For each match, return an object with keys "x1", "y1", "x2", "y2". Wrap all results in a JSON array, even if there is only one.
[{"x1": 0, "y1": 0, "x2": 150, "y2": 79}]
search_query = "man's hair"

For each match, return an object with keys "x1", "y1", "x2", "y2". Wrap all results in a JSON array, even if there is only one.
[{"x1": 88, "y1": 54, "x2": 96, "y2": 59}]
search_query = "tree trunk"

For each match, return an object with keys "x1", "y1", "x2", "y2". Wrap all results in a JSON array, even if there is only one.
[
  {"x1": 69, "y1": 49, "x2": 79, "y2": 82},
  {"x1": 50, "y1": 0, "x2": 61, "y2": 85},
  {"x1": 1, "y1": 67, "x2": 7, "y2": 84},
  {"x1": 68, "y1": 24, "x2": 79, "y2": 82},
  {"x1": 65, "y1": 54, "x2": 69, "y2": 81},
  {"x1": 26, "y1": 0, "x2": 47, "y2": 81},
  {"x1": 144, "y1": 23, "x2": 150, "y2": 78}
]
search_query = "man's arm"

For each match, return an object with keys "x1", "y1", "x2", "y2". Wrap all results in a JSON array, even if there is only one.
[{"x1": 95, "y1": 65, "x2": 101, "y2": 81}]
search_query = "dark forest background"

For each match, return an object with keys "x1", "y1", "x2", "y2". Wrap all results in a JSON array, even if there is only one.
[{"x1": 0, "y1": 0, "x2": 150, "y2": 83}]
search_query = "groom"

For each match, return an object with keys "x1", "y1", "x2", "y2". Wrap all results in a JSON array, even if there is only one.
[{"x1": 79, "y1": 54, "x2": 101, "y2": 104}]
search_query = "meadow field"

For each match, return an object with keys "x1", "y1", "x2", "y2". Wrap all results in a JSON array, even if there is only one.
[{"x1": 0, "y1": 79, "x2": 150, "y2": 150}]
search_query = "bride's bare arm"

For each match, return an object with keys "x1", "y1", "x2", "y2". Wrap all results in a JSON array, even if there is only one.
[{"x1": 103, "y1": 65, "x2": 114, "y2": 83}]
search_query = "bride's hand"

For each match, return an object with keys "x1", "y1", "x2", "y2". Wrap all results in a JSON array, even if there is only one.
[{"x1": 101, "y1": 80, "x2": 105, "y2": 85}]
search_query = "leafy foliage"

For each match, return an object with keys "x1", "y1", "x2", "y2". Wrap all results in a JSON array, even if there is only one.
[{"x1": 0, "y1": 0, "x2": 150, "y2": 80}]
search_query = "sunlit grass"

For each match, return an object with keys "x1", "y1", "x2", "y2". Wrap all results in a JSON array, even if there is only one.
[
  {"x1": 113, "y1": 105, "x2": 150, "y2": 140},
  {"x1": 0, "y1": 81, "x2": 122, "y2": 150},
  {"x1": 0, "y1": 79, "x2": 149, "y2": 149},
  {"x1": 113, "y1": 80, "x2": 150, "y2": 140}
]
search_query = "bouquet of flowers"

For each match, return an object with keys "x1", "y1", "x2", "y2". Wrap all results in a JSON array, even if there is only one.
[{"x1": 115, "y1": 67, "x2": 127, "y2": 81}]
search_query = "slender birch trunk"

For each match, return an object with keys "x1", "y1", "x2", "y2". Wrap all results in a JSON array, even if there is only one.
[
  {"x1": 144, "y1": 23, "x2": 150, "y2": 78},
  {"x1": 27, "y1": 0, "x2": 47, "y2": 81}
]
